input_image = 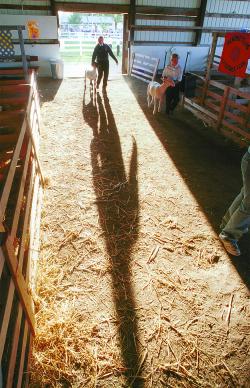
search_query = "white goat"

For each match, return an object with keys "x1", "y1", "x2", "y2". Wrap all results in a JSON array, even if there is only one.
[
  {"x1": 147, "y1": 77, "x2": 175, "y2": 114},
  {"x1": 84, "y1": 64, "x2": 97, "y2": 91}
]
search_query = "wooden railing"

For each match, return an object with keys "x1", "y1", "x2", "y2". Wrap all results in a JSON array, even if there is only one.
[
  {"x1": 184, "y1": 75, "x2": 250, "y2": 147},
  {"x1": 0, "y1": 69, "x2": 43, "y2": 387},
  {"x1": 130, "y1": 52, "x2": 159, "y2": 83}
]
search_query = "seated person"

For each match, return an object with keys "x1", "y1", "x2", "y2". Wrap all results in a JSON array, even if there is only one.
[{"x1": 162, "y1": 53, "x2": 183, "y2": 115}]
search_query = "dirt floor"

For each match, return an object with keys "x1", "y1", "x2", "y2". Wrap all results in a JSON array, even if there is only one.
[{"x1": 30, "y1": 72, "x2": 250, "y2": 387}]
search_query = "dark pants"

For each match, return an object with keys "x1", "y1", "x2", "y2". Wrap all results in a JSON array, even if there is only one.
[
  {"x1": 221, "y1": 150, "x2": 250, "y2": 240},
  {"x1": 97, "y1": 61, "x2": 109, "y2": 88},
  {"x1": 165, "y1": 83, "x2": 180, "y2": 113}
]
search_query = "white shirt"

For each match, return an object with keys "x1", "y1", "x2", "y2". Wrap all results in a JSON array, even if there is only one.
[{"x1": 162, "y1": 63, "x2": 183, "y2": 82}]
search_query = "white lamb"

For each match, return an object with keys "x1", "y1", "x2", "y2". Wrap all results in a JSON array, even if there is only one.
[
  {"x1": 147, "y1": 77, "x2": 175, "y2": 114},
  {"x1": 84, "y1": 64, "x2": 97, "y2": 91}
]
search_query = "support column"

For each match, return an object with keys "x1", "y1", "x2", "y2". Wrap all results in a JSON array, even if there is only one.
[
  {"x1": 122, "y1": 14, "x2": 129, "y2": 74},
  {"x1": 18, "y1": 26, "x2": 28, "y2": 81},
  {"x1": 194, "y1": 0, "x2": 207, "y2": 46},
  {"x1": 201, "y1": 32, "x2": 218, "y2": 104},
  {"x1": 129, "y1": 0, "x2": 136, "y2": 45}
]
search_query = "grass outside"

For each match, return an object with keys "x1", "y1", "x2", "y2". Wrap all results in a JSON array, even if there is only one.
[{"x1": 59, "y1": 37, "x2": 122, "y2": 63}]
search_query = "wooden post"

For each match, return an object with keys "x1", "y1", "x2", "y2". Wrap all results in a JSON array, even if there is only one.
[
  {"x1": 201, "y1": 32, "x2": 218, "y2": 105},
  {"x1": 194, "y1": 0, "x2": 207, "y2": 46},
  {"x1": 152, "y1": 58, "x2": 160, "y2": 81},
  {"x1": 244, "y1": 100, "x2": 250, "y2": 128},
  {"x1": 234, "y1": 77, "x2": 241, "y2": 88},
  {"x1": 1, "y1": 240, "x2": 35, "y2": 338},
  {"x1": 122, "y1": 14, "x2": 129, "y2": 74},
  {"x1": 17, "y1": 26, "x2": 28, "y2": 82},
  {"x1": 16, "y1": 322, "x2": 28, "y2": 388},
  {"x1": 130, "y1": 52, "x2": 135, "y2": 76},
  {"x1": 50, "y1": 0, "x2": 59, "y2": 29},
  {"x1": 25, "y1": 112, "x2": 44, "y2": 187},
  {"x1": 129, "y1": 0, "x2": 136, "y2": 45},
  {"x1": 216, "y1": 86, "x2": 230, "y2": 130},
  {"x1": 6, "y1": 305, "x2": 23, "y2": 387}
]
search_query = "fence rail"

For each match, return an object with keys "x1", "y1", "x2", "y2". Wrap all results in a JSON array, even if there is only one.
[
  {"x1": 59, "y1": 31, "x2": 122, "y2": 40},
  {"x1": 60, "y1": 37, "x2": 122, "y2": 58},
  {"x1": 0, "y1": 68, "x2": 43, "y2": 387},
  {"x1": 184, "y1": 75, "x2": 250, "y2": 146}
]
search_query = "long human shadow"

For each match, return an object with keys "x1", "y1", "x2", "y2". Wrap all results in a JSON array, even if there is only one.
[
  {"x1": 125, "y1": 76, "x2": 250, "y2": 289},
  {"x1": 83, "y1": 92, "x2": 142, "y2": 386}
]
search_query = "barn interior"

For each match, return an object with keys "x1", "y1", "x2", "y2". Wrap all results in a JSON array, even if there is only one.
[{"x1": 0, "y1": 1, "x2": 250, "y2": 387}]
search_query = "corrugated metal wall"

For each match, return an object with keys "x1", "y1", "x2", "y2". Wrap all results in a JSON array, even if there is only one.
[
  {"x1": 134, "y1": 0, "x2": 199, "y2": 45},
  {"x1": 0, "y1": 0, "x2": 51, "y2": 15},
  {"x1": 207, "y1": 0, "x2": 250, "y2": 13},
  {"x1": 134, "y1": 0, "x2": 250, "y2": 46},
  {"x1": 200, "y1": 0, "x2": 250, "y2": 45},
  {"x1": 0, "y1": 0, "x2": 250, "y2": 45}
]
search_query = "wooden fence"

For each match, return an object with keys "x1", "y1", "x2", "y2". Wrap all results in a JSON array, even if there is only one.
[
  {"x1": 0, "y1": 68, "x2": 43, "y2": 387},
  {"x1": 60, "y1": 37, "x2": 122, "y2": 58},
  {"x1": 130, "y1": 52, "x2": 159, "y2": 83},
  {"x1": 184, "y1": 75, "x2": 250, "y2": 147}
]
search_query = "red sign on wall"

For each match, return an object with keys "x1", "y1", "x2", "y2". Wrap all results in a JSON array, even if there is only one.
[{"x1": 218, "y1": 32, "x2": 250, "y2": 78}]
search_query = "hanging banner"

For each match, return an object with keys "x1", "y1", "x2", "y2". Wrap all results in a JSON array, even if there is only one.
[
  {"x1": 218, "y1": 32, "x2": 250, "y2": 78},
  {"x1": 27, "y1": 20, "x2": 40, "y2": 39}
]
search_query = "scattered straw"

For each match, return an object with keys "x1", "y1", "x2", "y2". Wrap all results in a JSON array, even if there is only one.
[
  {"x1": 30, "y1": 77, "x2": 249, "y2": 387},
  {"x1": 226, "y1": 293, "x2": 234, "y2": 334},
  {"x1": 29, "y1": 254, "x2": 95, "y2": 387}
]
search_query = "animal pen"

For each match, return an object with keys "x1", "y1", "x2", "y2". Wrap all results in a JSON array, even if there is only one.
[
  {"x1": 0, "y1": 2, "x2": 250, "y2": 386},
  {"x1": 0, "y1": 26, "x2": 43, "y2": 387},
  {"x1": 183, "y1": 32, "x2": 250, "y2": 147}
]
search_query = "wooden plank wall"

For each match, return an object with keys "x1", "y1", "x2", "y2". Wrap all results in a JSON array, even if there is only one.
[{"x1": 0, "y1": 69, "x2": 43, "y2": 387}]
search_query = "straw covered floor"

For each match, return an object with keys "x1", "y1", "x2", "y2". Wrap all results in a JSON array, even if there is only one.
[{"x1": 29, "y1": 73, "x2": 250, "y2": 387}]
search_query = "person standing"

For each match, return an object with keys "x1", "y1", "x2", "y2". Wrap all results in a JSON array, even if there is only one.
[
  {"x1": 91, "y1": 36, "x2": 118, "y2": 91},
  {"x1": 162, "y1": 53, "x2": 183, "y2": 115},
  {"x1": 219, "y1": 146, "x2": 250, "y2": 256}
]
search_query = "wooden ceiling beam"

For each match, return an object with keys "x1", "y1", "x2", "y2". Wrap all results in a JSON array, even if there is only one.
[
  {"x1": 131, "y1": 25, "x2": 243, "y2": 32},
  {"x1": 0, "y1": 4, "x2": 50, "y2": 11},
  {"x1": 55, "y1": 2, "x2": 129, "y2": 13},
  {"x1": 134, "y1": 40, "x2": 194, "y2": 46},
  {"x1": 132, "y1": 25, "x2": 197, "y2": 32},
  {"x1": 135, "y1": 6, "x2": 199, "y2": 17},
  {"x1": 136, "y1": 14, "x2": 197, "y2": 22},
  {"x1": 129, "y1": 0, "x2": 136, "y2": 44},
  {"x1": 129, "y1": 0, "x2": 136, "y2": 27},
  {"x1": 50, "y1": 0, "x2": 57, "y2": 16}
]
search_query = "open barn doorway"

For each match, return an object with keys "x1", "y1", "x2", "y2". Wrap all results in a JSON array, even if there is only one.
[{"x1": 58, "y1": 12, "x2": 124, "y2": 78}]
